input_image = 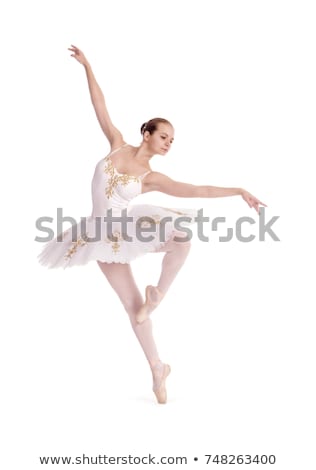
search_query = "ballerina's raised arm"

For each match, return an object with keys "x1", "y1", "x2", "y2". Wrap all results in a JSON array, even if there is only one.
[{"x1": 68, "y1": 44, "x2": 124, "y2": 150}]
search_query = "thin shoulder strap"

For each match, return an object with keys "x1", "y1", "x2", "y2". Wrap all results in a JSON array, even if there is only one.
[
  {"x1": 139, "y1": 170, "x2": 152, "y2": 180},
  {"x1": 108, "y1": 143, "x2": 128, "y2": 157}
]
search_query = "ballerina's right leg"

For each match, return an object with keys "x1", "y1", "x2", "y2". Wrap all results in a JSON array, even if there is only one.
[
  {"x1": 96, "y1": 261, "x2": 160, "y2": 366},
  {"x1": 97, "y1": 261, "x2": 171, "y2": 403}
]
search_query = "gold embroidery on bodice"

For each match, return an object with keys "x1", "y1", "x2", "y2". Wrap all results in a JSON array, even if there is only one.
[{"x1": 104, "y1": 157, "x2": 140, "y2": 198}]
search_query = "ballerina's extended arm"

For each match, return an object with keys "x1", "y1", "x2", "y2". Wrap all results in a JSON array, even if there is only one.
[
  {"x1": 143, "y1": 172, "x2": 267, "y2": 214},
  {"x1": 68, "y1": 45, "x2": 124, "y2": 149}
]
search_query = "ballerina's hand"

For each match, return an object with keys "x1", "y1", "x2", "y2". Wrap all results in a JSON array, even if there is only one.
[
  {"x1": 68, "y1": 45, "x2": 89, "y2": 66},
  {"x1": 241, "y1": 190, "x2": 267, "y2": 214}
]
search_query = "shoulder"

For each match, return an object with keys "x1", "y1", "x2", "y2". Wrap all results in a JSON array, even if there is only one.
[
  {"x1": 144, "y1": 171, "x2": 170, "y2": 181},
  {"x1": 108, "y1": 141, "x2": 135, "y2": 158},
  {"x1": 142, "y1": 171, "x2": 173, "y2": 192},
  {"x1": 109, "y1": 135, "x2": 126, "y2": 152}
]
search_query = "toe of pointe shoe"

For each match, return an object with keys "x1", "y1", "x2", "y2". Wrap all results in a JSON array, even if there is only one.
[{"x1": 153, "y1": 364, "x2": 171, "y2": 404}]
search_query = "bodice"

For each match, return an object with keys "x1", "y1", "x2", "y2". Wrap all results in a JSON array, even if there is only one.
[{"x1": 91, "y1": 154, "x2": 150, "y2": 217}]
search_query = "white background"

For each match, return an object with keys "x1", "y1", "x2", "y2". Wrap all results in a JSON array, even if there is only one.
[{"x1": 1, "y1": 0, "x2": 315, "y2": 468}]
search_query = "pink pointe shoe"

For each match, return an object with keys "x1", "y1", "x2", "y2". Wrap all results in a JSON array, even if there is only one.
[
  {"x1": 136, "y1": 285, "x2": 164, "y2": 324},
  {"x1": 152, "y1": 361, "x2": 171, "y2": 404}
]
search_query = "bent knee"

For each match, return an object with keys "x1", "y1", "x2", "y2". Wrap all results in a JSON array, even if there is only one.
[{"x1": 172, "y1": 231, "x2": 192, "y2": 250}]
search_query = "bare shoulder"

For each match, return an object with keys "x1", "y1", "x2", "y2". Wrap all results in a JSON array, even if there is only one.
[
  {"x1": 109, "y1": 143, "x2": 137, "y2": 158},
  {"x1": 144, "y1": 171, "x2": 170, "y2": 182},
  {"x1": 142, "y1": 171, "x2": 174, "y2": 192}
]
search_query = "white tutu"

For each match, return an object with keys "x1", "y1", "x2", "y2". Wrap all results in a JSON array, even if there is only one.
[
  {"x1": 38, "y1": 144, "x2": 199, "y2": 269},
  {"x1": 37, "y1": 204, "x2": 198, "y2": 268}
]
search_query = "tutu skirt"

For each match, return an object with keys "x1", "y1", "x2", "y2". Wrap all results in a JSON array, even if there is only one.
[{"x1": 37, "y1": 204, "x2": 198, "y2": 269}]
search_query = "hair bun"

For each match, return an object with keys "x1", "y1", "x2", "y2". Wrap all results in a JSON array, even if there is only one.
[{"x1": 141, "y1": 122, "x2": 147, "y2": 134}]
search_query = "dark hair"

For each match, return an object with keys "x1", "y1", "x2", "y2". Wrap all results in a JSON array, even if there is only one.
[{"x1": 140, "y1": 117, "x2": 173, "y2": 135}]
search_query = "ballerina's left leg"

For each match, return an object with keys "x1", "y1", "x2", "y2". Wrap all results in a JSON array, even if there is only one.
[{"x1": 136, "y1": 231, "x2": 191, "y2": 323}]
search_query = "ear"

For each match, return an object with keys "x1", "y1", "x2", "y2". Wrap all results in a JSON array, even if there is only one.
[{"x1": 143, "y1": 130, "x2": 150, "y2": 141}]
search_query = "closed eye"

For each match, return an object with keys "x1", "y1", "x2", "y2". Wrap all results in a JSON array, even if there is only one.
[{"x1": 161, "y1": 136, "x2": 174, "y2": 143}]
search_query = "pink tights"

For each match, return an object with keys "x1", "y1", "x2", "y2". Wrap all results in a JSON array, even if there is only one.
[{"x1": 97, "y1": 232, "x2": 191, "y2": 368}]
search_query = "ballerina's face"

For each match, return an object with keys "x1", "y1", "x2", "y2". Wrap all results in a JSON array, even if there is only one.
[{"x1": 147, "y1": 123, "x2": 175, "y2": 155}]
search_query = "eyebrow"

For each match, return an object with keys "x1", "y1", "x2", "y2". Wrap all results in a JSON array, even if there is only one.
[{"x1": 161, "y1": 132, "x2": 174, "y2": 139}]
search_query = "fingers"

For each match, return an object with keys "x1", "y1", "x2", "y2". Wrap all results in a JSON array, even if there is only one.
[
  {"x1": 251, "y1": 193, "x2": 267, "y2": 208},
  {"x1": 251, "y1": 195, "x2": 268, "y2": 209},
  {"x1": 243, "y1": 191, "x2": 267, "y2": 213},
  {"x1": 254, "y1": 203, "x2": 260, "y2": 214},
  {"x1": 244, "y1": 195, "x2": 252, "y2": 209},
  {"x1": 256, "y1": 200, "x2": 268, "y2": 208},
  {"x1": 68, "y1": 45, "x2": 80, "y2": 54},
  {"x1": 68, "y1": 45, "x2": 81, "y2": 60},
  {"x1": 254, "y1": 200, "x2": 268, "y2": 214},
  {"x1": 248, "y1": 198, "x2": 259, "y2": 213}
]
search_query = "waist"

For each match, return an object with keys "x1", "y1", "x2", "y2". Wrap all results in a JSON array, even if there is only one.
[{"x1": 91, "y1": 207, "x2": 130, "y2": 218}]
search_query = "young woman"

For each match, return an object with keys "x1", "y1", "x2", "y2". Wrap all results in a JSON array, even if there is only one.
[{"x1": 38, "y1": 45, "x2": 266, "y2": 404}]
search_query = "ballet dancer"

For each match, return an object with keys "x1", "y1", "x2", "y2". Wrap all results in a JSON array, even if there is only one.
[{"x1": 38, "y1": 45, "x2": 266, "y2": 404}]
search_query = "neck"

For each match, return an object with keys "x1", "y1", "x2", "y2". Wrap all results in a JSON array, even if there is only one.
[{"x1": 133, "y1": 143, "x2": 155, "y2": 165}]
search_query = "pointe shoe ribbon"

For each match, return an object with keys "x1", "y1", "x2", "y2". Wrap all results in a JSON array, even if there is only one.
[{"x1": 136, "y1": 285, "x2": 164, "y2": 324}]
